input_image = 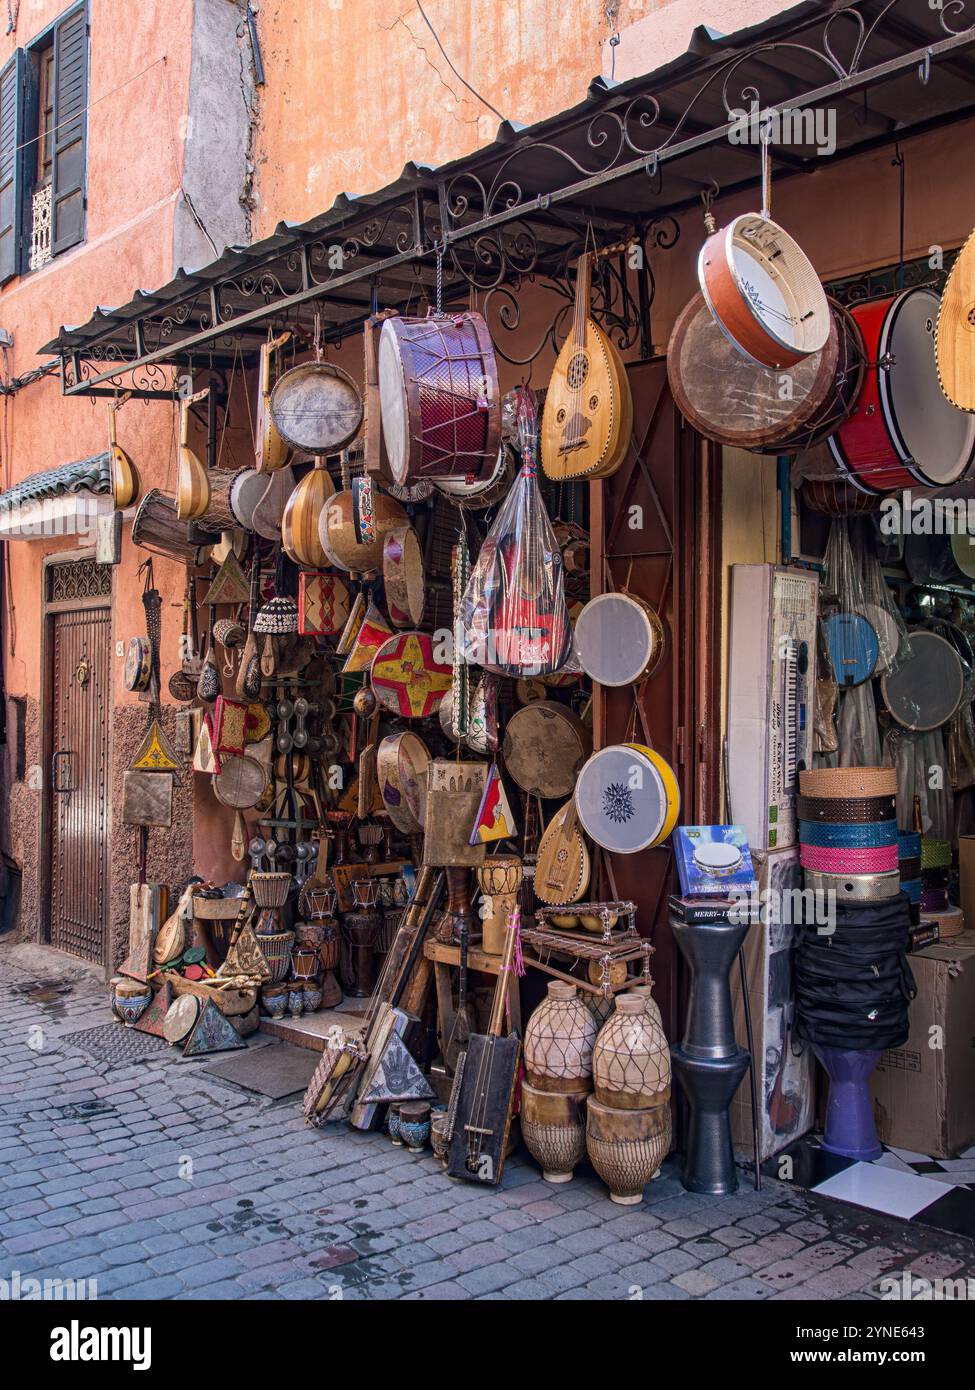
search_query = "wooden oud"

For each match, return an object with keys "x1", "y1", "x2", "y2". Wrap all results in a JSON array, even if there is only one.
[
  {"x1": 937, "y1": 227, "x2": 975, "y2": 412},
  {"x1": 541, "y1": 251, "x2": 632, "y2": 481}
]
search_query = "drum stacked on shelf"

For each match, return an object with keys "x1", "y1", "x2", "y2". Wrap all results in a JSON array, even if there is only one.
[
  {"x1": 920, "y1": 836, "x2": 951, "y2": 914},
  {"x1": 797, "y1": 766, "x2": 899, "y2": 900}
]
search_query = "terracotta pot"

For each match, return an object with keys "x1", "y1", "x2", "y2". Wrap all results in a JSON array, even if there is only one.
[
  {"x1": 592, "y1": 993, "x2": 671, "y2": 1110},
  {"x1": 523, "y1": 981, "x2": 597, "y2": 1093},
  {"x1": 520, "y1": 1080, "x2": 588, "y2": 1184},
  {"x1": 586, "y1": 1095, "x2": 672, "y2": 1205}
]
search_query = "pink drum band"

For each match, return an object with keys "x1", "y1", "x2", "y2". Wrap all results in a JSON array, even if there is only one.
[{"x1": 799, "y1": 843, "x2": 898, "y2": 874}]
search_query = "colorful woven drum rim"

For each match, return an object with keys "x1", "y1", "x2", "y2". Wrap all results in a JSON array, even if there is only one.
[
  {"x1": 799, "y1": 767, "x2": 897, "y2": 798},
  {"x1": 800, "y1": 843, "x2": 899, "y2": 873},
  {"x1": 796, "y1": 794, "x2": 896, "y2": 824},
  {"x1": 902, "y1": 879, "x2": 921, "y2": 902},
  {"x1": 920, "y1": 838, "x2": 952, "y2": 868},
  {"x1": 802, "y1": 869, "x2": 901, "y2": 901},
  {"x1": 922, "y1": 906, "x2": 964, "y2": 938},
  {"x1": 798, "y1": 819, "x2": 897, "y2": 849},
  {"x1": 921, "y1": 888, "x2": 950, "y2": 912},
  {"x1": 921, "y1": 866, "x2": 950, "y2": 888},
  {"x1": 899, "y1": 856, "x2": 921, "y2": 880}
]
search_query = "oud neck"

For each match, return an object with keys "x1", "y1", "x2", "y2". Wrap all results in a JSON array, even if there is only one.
[{"x1": 572, "y1": 253, "x2": 591, "y2": 347}]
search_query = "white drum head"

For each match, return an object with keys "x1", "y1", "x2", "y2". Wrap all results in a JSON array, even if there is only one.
[
  {"x1": 436, "y1": 446, "x2": 505, "y2": 497},
  {"x1": 574, "y1": 594, "x2": 659, "y2": 686},
  {"x1": 884, "y1": 289, "x2": 975, "y2": 484},
  {"x1": 574, "y1": 746, "x2": 667, "y2": 853},
  {"x1": 378, "y1": 321, "x2": 410, "y2": 483},
  {"x1": 230, "y1": 469, "x2": 268, "y2": 529},
  {"x1": 693, "y1": 842, "x2": 742, "y2": 876}
]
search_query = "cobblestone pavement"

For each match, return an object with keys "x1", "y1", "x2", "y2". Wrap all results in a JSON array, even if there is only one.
[{"x1": 3, "y1": 944, "x2": 975, "y2": 1302}]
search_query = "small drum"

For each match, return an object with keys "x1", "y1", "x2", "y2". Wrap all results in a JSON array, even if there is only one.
[
  {"x1": 698, "y1": 213, "x2": 831, "y2": 368},
  {"x1": 124, "y1": 636, "x2": 153, "y2": 692},
  {"x1": 132, "y1": 489, "x2": 211, "y2": 567},
  {"x1": 229, "y1": 468, "x2": 269, "y2": 529},
  {"x1": 435, "y1": 443, "x2": 515, "y2": 509},
  {"x1": 860, "y1": 602, "x2": 902, "y2": 675},
  {"x1": 573, "y1": 593, "x2": 664, "y2": 686},
  {"x1": 269, "y1": 361, "x2": 363, "y2": 455},
  {"x1": 502, "y1": 702, "x2": 592, "y2": 800},
  {"x1": 823, "y1": 612, "x2": 878, "y2": 687},
  {"x1": 319, "y1": 482, "x2": 408, "y2": 574},
  {"x1": 881, "y1": 629, "x2": 966, "y2": 730},
  {"x1": 378, "y1": 312, "x2": 501, "y2": 485},
  {"x1": 382, "y1": 526, "x2": 425, "y2": 627},
  {"x1": 574, "y1": 743, "x2": 680, "y2": 854},
  {"x1": 198, "y1": 469, "x2": 246, "y2": 534},
  {"x1": 692, "y1": 842, "x2": 743, "y2": 878},
  {"x1": 370, "y1": 632, "x2": 451, "y2": 720},
  {"x1": 668, "y1": 295, "x2": 863, "y2": 454},
  {"x1": 949, "y1": 529, "x2": 975, "y2": 580},
  {"x1": 377, "y1": 731, "x2": 430, "y2": 834},
  {"x1": 829, "y1": 289, "x2": 975, "y2": 493},
  {"x1": 904, "y1": 533, "x2": 968, "y2": 587}
]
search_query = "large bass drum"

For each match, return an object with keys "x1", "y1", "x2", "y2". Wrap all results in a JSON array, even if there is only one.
[
  {"x1": 668, "y1": 294, "x2": 863, "y2": 454},
  {"x1": 378, "y1": 312, "x2": 500, "y2": 485},
  {"x1": 828, "y1": 289, "x2": 975, "y2": 493}
]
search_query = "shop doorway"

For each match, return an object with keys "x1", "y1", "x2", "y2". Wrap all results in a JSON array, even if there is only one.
[{"x1": 42, "y1": 557, "x2": 112, "y2": 965}]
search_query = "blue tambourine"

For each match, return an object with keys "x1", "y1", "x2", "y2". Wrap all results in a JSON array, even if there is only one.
[
  {"x1": 824, "y1": 611, "x2": 879, "y2": 688},
  {"x1": 798, "y1": 819, "x2": 898, "y2": 848}
]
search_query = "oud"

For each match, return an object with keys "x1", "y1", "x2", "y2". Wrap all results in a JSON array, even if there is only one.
[{"x1": 541, "y1": 250, "x2": 632, "y2": 481}]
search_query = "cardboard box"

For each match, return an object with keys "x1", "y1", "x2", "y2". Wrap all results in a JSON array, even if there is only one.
[
  {"x1": 730, "y1": 847, "x2": 817, "y2": 1161},
  {"x1": 870, "y1": 931, "x2": 975, "y2": 1159}
]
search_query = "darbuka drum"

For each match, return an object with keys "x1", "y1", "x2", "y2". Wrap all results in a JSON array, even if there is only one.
[
  {"x1": 828, "y1": 289, "x2": 975, "y2": 493},
  {"x1": 573, "y1": 593, "x2": 664, "y2": 686},
  {"x1": 132, "y1": 489, "x2": 211, "y2": 566},
  {"x1": 574, "y1": 743, "x2": 680, "y2": 854},
  {"x1": 668, "y1": 294, "x2": 863, "y2": 454},
  {"x1": 881, "y1": 630, "x2": 966, "y2": 731},
  {"x1": 378, "y1": 312, "x2": 500, "y2": 485}
]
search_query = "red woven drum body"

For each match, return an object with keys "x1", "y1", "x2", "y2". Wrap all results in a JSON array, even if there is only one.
[
  {"x1": 378, "y1": 313, "x2": 501, "y2": 485},
  {"x1": 799, "y1": 843, "x2": 898, "y2": 874}
]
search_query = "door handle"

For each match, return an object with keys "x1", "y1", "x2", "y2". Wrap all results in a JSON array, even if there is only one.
[{"x1": 52, "y1": 750, "x2": 76, "y2": 794}]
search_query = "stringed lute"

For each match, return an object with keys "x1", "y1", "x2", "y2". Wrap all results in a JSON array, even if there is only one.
[{"x1": 541, "y1": 250, "x2": 632, "y2": 481}]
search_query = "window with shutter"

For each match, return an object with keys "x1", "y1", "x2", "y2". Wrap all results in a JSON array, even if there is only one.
[
  {"x1": 0, "y1": 51, "x2": 24, "y2": 286},
  {"x1": 51, "y1": 1, "x2": 87, "y2": 256}
]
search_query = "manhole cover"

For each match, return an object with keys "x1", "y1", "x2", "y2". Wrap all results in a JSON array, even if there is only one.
[{"x1": 61, "y1": 1023, "x2": 169, "y2": 1067}]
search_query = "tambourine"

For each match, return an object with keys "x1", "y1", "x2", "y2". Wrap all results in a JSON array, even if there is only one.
[
  {"x1": 698, "y1": 213, "x2": 830, "y2": 369},
  {"x1": 802, "y1": 869, "x2": 901, "y2": 901},
  {"x1": 502, "y1": 702, "x2": 592, "y2": 800},
  {"x1": 382, "y1": 526, "x2": 425, "y2": 628},
  {"x1": 573, "y1": 743, "x2": 680, "y2": 853},
  {"x1": 377, "y1": 731, "x2": 430, "y2": 834},
  {"x1": 370, "y1": 631, "x2": 451, "y2": 719},
  {"x1": 692, "y1": 842, "x2": 743, "y2": 878},
  {"x1": 573, "y1": 592, "x2": 664, "y2": 687},
  {"x1": 880, "y1": 630, "x2": 966, "y2": 731},
  {"x1": 124, "y1": 636, "x2": 153, "y2": 692}
]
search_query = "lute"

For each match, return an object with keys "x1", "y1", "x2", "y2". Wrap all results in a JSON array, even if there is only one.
[{"x1": 541, "y1": 250, "x2": 631, "y2": 481}]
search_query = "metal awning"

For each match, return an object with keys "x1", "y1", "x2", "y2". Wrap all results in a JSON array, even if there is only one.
[{"x1": 39, "y1": 0, "x2": 975, "y2": 398}]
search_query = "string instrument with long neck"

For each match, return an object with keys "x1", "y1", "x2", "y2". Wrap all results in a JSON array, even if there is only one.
[{"x1": 541, "y1": 249, "x2": 632, "y2": 481}]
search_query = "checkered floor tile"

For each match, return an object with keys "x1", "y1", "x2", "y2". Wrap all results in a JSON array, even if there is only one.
[{"x1": 766, "y1": 1138, "x2": 975, "y2": 1239}]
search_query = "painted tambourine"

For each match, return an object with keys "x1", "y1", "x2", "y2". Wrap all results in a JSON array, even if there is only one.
[
  {"x1": 698, "y1": 213, "x2": 830, "y2": 369},
  {"x1": 377, "y1": 731, "x2": 430, "y2": 834},
  {"x1": 370, "y1": 631, "x2": 451, "y2": 719},
  {"x1": 124, "y1": 636, "x2": 153, "y2": 692},
  {"x1": 573, "y1": 592, "x2": 664, "y2": 687},
  {"x1": 574, "y1": 742, "x2": 680, "y2": 854},
  {"x1": 382, "y1": 526, "x2": 425, "y2": 628}
]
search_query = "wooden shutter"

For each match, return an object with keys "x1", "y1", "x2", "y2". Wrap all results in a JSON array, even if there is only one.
[
  {"x1": 51, "y1": 1, "x2": 87, "y2": 256},
  {"x1": 0, "y1": 50, "x2": 24, "y2": 285}
]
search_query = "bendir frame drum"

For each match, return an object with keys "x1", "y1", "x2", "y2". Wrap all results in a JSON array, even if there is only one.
[
  {"x1": 378, "y1": 312, "x2": 501, "y2": 485},
  {"x1": 828, "y1": 289, "x2": 975, "y2": 493}
]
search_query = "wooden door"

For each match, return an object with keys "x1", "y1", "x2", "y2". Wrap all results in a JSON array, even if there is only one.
[
  {"x1": 589, "y1": 358, "x2": 721, "y2": 1038},
  {"x1": 47, "y1": 566, "x2": 112, "y2": 964}
]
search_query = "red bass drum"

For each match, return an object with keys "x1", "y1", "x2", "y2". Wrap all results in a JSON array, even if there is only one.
[{"x1": 828, "y1": 288, "x2": 975, "y2": 494}]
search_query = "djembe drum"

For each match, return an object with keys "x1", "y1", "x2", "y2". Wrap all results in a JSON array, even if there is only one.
[{"x1": 477, "y1": 857, "x2": 523, "y2": 955}]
